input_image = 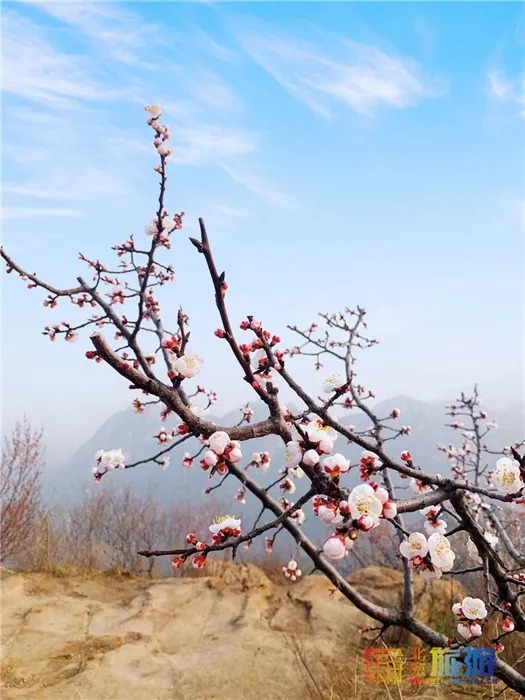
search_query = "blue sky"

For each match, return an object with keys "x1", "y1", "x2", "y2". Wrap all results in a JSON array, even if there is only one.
[{"x1": 2, "y1": 1, "x2": 524, "y2": 462}]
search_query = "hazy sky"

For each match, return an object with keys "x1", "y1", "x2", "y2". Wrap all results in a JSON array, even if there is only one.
[{"x1": 2, "y1": 1, "x2": 524, "y2": 463}]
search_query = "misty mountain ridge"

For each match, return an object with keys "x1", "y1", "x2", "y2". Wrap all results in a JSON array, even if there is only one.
[{"x1": 47, "y1": 394, "x2": 524, "y2": 508}]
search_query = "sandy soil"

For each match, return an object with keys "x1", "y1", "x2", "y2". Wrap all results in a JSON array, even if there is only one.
[{"x1": 1, "y1": 563, "x2": 516, "y2": 700}]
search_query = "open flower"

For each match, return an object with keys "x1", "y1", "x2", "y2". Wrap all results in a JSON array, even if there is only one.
[
  {"x1": 348, "y1": 484, "x2": 383, "y2": 525},
  {"x1": 461, "y1": 596, "x2": 487, "y2": 620},
  {"x1": 494, "y1": 457, "x2": 524, "y2": 494},
  {"x1": 399, "y1": 532, "x2": 428, "y2": 560},
  {"x1": 428, "y1": 533, "x2": 455, "y2": 571},
  {"x1": 171, "y1": 352, "x2": 203, "y2": 378},
  {"x1": 145, "y1": 104, "x2": 162, "y2": 119},
  {"x1": 322, "y1": 373, "x2": 345, "y2": 394}
]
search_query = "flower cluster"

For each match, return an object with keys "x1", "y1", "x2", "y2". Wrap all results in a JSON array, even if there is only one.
[
  {"x1": 285, "y1": 418, "x2": 339, "y2": 469},
  {"x1": 317, "y1": 482, "x2": 397, "y2": 561},
  {"x1": 200, "y1": 431, "x2": 242, "y2": 477},
  {"x1": 282, "y1": 559, "x2": 302, "y2": 581},
  {"x1": 92, "y1": 448, "x2": 125, "y2": 482},
  {"x1": 452, "y1": 596, "x2": 487, "y2": 639},
  {"x1": 235, "y1": 318, "x2": 283, "y2": 384},
  {"x1": 399, "y1": 532, "x2": 455, "y2": 580}
]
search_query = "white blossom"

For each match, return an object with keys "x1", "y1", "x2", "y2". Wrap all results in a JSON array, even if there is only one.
[
  {"x1": 461, "y1": 596, "x2": 487, "y2": 620},
  {"x1": 494, "y1": 457, "x2": 523, "y2": 494},
  {"x1": 428, "y1": 533, "x2": 455, "y2": 571},
  {"x1": 399, "y1": 532, "x2": 428, "y2": 560},
  {"x1": 145, "y1": 104, "x2": 162, "y2": 119},
  {"x1": 322, "y1": 373, "x2": 345, "y2": 394},
  {"x1": 171, "y1": 352, "x2": 203, "y2": 378},
  {"x1": 348, "y1": 484, "x2": 382, "y2": 525}
]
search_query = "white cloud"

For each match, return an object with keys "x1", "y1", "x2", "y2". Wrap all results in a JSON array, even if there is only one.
[
  {"x1": 240, "y1": 32, "x2": 442, "y2": 118},
  {"x1": 2, "y1": 11, "x2": 131, "y2": 108},
  {"x1": 486, "y1": 70, "x2": 525, "y2": 116},
  {"x1": 25, "y1": 1, "x2": 162, "y2": 61}
]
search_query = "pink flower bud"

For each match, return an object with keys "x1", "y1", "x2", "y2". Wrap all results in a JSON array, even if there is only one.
[
  {"x1": 357, "y1": 515, "x2": 375, "y2": 531},
  {"x1": 470, "y1": 623, "x2": 482, "y2": 637},
  {"x1": 501, "y1": 618, "x2": 515, "y2": 632},
  {"x1": 303, "y1": 449, "x2": 320, "y2": 467},
  {"x1": 382, "y1": 500, "x2": 397, "y2": 519},
  {"x1": 339, "y1": 500, "x2": 350, "y2": 515},
  {"x1": 323, "y1": 536, "x2": 346, "y2": 560},
  {"x1": 203, "y1": 450, "x2": 218, "y2": 467}
]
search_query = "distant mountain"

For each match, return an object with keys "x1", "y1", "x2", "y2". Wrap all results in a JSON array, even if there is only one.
[{"x1": 46, "y1": 395, "x2": 524, "y2": 513}]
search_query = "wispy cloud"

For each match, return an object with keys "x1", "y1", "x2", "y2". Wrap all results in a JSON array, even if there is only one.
[
  {"x1": 25, "y1": 1, "x2": 161, "y2": 65},
  {"x1": 240, "y1": 31, "x2": 442, "y2": 118},
  {"x1": 486, "y1": 70, "x2": 525, "y2": 116},
  {"x1": 2, "y1": 11, "x2": 131, "y2": 109},
  {"x1": 106, "y1": 121, "x2": 257, "y2": 167},
  {"x1": 219, "y1": 163, "x2": 296, "y2": 209}
]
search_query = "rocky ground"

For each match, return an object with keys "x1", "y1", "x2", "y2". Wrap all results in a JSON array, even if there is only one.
[{"x1": 1, "y1": 563, "x2": 521, "y2": 700}]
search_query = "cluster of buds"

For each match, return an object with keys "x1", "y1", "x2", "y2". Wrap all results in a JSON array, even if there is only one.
[
  {"x1": 43, "y1": 321, "x2": 78, "y2": 342},
  {"x1": 183, "y1": 532, "x2": 208, "y2": 569},
  {"x1": 200, "y1": 431, "x2": 242, "y2": 478},
  {"x1": 282, "y1": 559, "x2": 302, "y2": 581},
  {"x1": 145, "y1": 104, "x2": 172, "y2": 158},
  {"x1": 452, "y1": 597, "x2": 488, "y2": 639},
  {"x1": 154, "y1": 426, "x2": 175, "y2": 445},
  {"x1": 237, "y1": 318, "x2": 283, "y2": 382}
]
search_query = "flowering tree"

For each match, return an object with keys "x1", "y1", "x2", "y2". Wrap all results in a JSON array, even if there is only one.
[{"x1": 2, "y1": 105, "x2": 524, "y2": 694}]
